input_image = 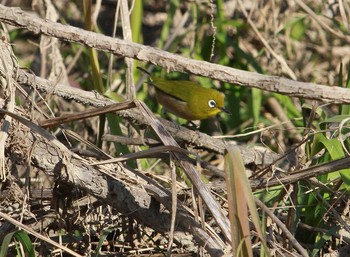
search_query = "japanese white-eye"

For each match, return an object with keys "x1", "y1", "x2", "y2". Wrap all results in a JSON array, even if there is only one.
[{"x1": 138, "y1": 67, "x2": 231, "y2": 120}]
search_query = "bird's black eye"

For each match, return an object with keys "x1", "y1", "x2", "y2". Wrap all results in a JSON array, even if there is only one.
[{"x1": 208, "y1": 99, "x2": 216, "y2": 108}]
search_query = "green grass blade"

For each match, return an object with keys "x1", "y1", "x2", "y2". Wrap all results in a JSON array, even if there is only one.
[
  {"x1": 311, "y1": 226, "x2": 339, "y2": 257},
  {"x1": 224, "y1": 146, "x2": 252, "y2": 257},
  {"x1": 225, "y1": 146, "x2": 270, "y2": 256},
  {"x1": 13, "y1": 231, "x2": 35, "y2": 257},
  {"x1": 0, "y1": 231, "x2": 16, "y2": 257},
  {"x1": 250, "y1": 88, "x2": 262, "y2": 126},
  {"x1": 0, "y1": 230, "x2": 35, "y2": 257},
  {"x1": 158, "y1": 0, "x2": 179, "y2": 49},
  {"x1": 340, "y1": 61, "x2": 350, "y2": 115},
  {"x1": 131, "y1": 0, "x2": 143, "y2": 44},
  {"x1": 310, "y1": 132, "x2": 350, "y2": 189},
  {"x1": 83, "y1": 0, "x2": 104, "y2": 94},
  {"x1": 93, "y1": 227, "x2": 116, "y2": 257}
]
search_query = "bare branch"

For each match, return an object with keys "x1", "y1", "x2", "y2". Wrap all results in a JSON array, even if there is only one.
[
  {"x1": 0, "y1": 108, "x2": 226, "y2": 256},
  {"x1": 17, "y1": 68, "x2": 280, "y2": 166},
  {"x1": 0, "y1": 5, "x2": 349, "y2": 103}
]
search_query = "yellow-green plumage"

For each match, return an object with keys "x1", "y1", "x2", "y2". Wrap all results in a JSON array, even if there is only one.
[{"x1": 138, "y1": 67, "x2": 230, "y2": 120}]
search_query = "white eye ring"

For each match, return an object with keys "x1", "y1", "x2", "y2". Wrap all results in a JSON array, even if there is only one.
[{"x1": 208, "y1": 99, "x2": 216, "y2": 108}]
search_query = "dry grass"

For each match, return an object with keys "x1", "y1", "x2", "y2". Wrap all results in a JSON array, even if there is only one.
[{"x1": 0, "y1": 1, "x2": 350, "y2": 256}]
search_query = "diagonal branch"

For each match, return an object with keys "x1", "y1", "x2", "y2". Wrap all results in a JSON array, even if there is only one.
[
  {"x1": 0, "y1": 5, "x2": 349, "y2": 103},
  {"x1": 0, "y1": 108, "x2": 226, "y2": 256}
]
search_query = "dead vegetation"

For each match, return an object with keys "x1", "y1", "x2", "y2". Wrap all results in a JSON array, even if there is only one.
[{"x1": 1, "y1": 1, "x2": 350, "y2": 256}]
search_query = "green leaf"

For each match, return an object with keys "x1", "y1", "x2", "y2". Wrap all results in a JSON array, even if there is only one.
[
  {"x1": 311, "y1": 133, "x2": 350, "y2": 188},
  {"x1": 275, "y1": 94, "x2": 303, "y2": 120},
  {"x1": 255, "y1": 186, "x2": 283, "y2": 204},
  {"x1": 13, "y1": 231, "x2": 35, "y2": 257},
  {"x1": 106, "y1": 113, "x2": 135, "y2": 167},
  {"x1": 311, "y1": 226, "x2": 340, "y2": 257},
  {"x1": 282, "y1": 16, "x2": 309, "y2": 41},
  {"x1": 0, "y1": 231, "x2": 15, "y2": 257},
  {"x1": 290, "y1": 18, "x2": 308, "y2": 40},
  {"x1": 104, "y1": 91, "x2": 134, "y2": 165},
  {"x1": 93, "y1": 226, "x2": 117, "y2": 257},
  {"x1": 0, "y1": 230, "x2": 35, "y2": 257},
  {"x1": 320, "y1": 114, "x2": 350, "y2": 125}
]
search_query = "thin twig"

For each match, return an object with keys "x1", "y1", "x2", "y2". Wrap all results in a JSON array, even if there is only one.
[
  {"x1": 255, "y1": 198, "x2": 309, "y2": 257},
  {"x1": 0, "y1": 211, "x2": 83, "y2": 257}
]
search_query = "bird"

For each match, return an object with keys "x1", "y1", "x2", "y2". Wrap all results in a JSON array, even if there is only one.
[{"x1": 137, "y1": 67, "x2": 231, "y2": 120}]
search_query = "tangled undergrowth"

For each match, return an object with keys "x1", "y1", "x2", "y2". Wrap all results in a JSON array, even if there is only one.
[{"x1": 1, "y1": 1, "x2": 350, "y2": 256}]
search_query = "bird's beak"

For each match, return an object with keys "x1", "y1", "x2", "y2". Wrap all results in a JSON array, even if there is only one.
[{"x1": 220, "y1": 107, "x2": 232, "y2": 115}]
